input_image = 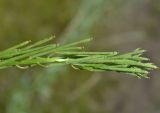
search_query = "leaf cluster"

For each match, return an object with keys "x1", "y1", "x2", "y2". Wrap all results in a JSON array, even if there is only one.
[{"x1": 0, "y1": 37, "x2": 157, "y2": 78}]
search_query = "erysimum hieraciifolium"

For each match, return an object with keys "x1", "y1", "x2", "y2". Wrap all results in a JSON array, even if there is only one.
[{"x1": 0, "y1": 36, "x2": 157, "y2": 78}]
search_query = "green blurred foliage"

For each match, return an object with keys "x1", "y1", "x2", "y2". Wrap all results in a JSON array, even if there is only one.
[{"x1": 0, "y1": 0, "x2": 79, "y2": 48}]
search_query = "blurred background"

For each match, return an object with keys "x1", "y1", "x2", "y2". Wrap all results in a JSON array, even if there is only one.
[{"x1": 0, "y1": 0, "x2": 159, "y2": 113}]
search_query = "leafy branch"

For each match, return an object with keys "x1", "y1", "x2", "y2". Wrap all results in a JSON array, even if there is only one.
[{"x1": 0, "y1": 36, "x2": 157, "y2": 78}]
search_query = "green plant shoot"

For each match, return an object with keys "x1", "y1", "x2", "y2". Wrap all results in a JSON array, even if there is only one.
[{"x1": 0, "y1": 36, "x2": 157, "y2": 78}]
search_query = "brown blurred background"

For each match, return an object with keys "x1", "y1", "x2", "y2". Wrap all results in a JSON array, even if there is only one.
[{"x1": 0, "y1": 0, "x2": 160, "y2": 113}]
